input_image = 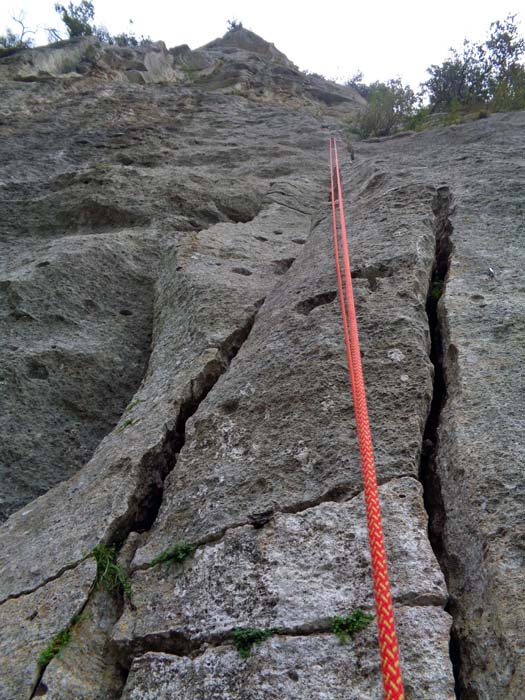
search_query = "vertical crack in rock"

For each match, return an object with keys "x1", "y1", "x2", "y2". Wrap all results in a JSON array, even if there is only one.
[
  {"x1": 109, "y1": 307, "x2": 262, "y2": 545},
  {"x1": 30, "y1": 308, "x2": 264, "y2": 700},
  {"x1": 419, "y1": 186, "x2": 460, "y2": 697},
  {"x1": 29, "y1": 580, "x2": 98, "y2": 699},
  {"x1": 34, "y1": 308, "x2": 263, "y2": 700}
]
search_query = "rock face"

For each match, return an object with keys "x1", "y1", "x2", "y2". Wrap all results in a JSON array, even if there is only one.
[
  {"x1": 354, "y1": 114, "x2": 525, "y2": 700},
  {"x1": 0, "y1": 28, "x2": 365, "y2": 113},
  {"x1": 0, "y1": 25, "x2": 523, "y2": 700},
  {"x1": 0, "y1": 559, "x2": 96, "y2": 700},
  {"x1": 120, "y1": 608, "x2": 451, "y2": 700}
]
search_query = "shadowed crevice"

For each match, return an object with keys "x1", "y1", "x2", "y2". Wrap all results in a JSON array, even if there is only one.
[
  {"x1": 418, "y1": 185, "x2": 460, "y2": 698},
  {"x1": 295, "y1": 290, "x2": 337, "y2": 315}
]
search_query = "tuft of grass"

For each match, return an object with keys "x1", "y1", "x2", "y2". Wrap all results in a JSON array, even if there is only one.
[
  {"x1": 126, "y1": 399, "x2": 143, "y2": 412},
  {"x1": 232, "y1": 627, "x2": 281, "y2": 658},
  {"x1": 331, "y1": 609, "x2": 374, "y2": 644},
  {"x1": 37, "y1": 628, "x2": 72, "y2": 669},
  {"x1": 150, "y1": 541, "x2": 196, "y2": 568},
  {"x1": 91, "y1": 544, "x2": 131, "y2": 597},
  {"x1": 117, "y1": 417, "x2": 139, "y2": 432}
]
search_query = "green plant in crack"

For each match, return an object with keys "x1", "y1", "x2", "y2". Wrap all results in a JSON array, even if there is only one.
[
  {"x1": 150, "y1": 541, "x2": 196, "y2": 568},
  {"x1": 232, "y1": 627, "x2": 281, "y2": 658},
  {"x1": 331, "y1": 609, "x2": 374, "y2": 644},
  {"x1": 117, "y1": 417, "x2": 140, "y2": 432},
  {"x1": 37, "y1": 628, "x2": 72, "y2": 669},
  {"x1": 430, "y1": 277, "x2": 445, "y2": 300},
  {"x1": 91, "y1": 544, "x2": 131, "y2": 597}
]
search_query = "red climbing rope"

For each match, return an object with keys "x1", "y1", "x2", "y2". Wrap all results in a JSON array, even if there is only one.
[{"x1": 329, "y1": 137, "x2": 405, "y2": 700}]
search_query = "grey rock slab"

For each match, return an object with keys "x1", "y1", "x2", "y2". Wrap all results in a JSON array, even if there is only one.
[
  {"x1": 4, "y1": 28, "x2": 523, "y2": 700},
  {"x1": 0, "y1": 230, "x2": 159, "y2": 521},
  {"x1": 113, "y1": 478, "x2": 447, "y2": 651},
  {"x1": 0, "y1": 197, "x2": 313, "y2": 601},
  {"x1": 0, "y1": 559, "x2": 95, "y2": 700},
  {"x1": 120, "y1": 607, "x2": 454, "y2": 700},
  {"x1": 133, "y1": 174, "x2": 437, "y2": 562},
  {"x1": 436, "y1": 128, "x2": 525, "y2": 696},
  {"x1": 37, "y1": 544, "x2": 134, "y2": 700},
  {"x1": 39, "y1": 588, "x2": 123, "y2": 700},
  {"x1": 353, "y1": 110, "x2": 525, "y2": 699},
  {"x1": 0, "y1": 64, "x2": 331, "y2": 521},
  {"x1": 0, "y1": 38, "x2": 179, "y2": 85}
]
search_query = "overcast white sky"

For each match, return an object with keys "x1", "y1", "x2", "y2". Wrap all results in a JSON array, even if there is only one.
[{"x1": 1, "y1": 1, "x2": 523, "y2": 89}]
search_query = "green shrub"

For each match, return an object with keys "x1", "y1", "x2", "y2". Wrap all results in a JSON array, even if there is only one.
[
  {"x1": 150, "y1": 541, "x2": 196, "y2": 567},
  {"x1": 421, "y1": 14, "x2": 525, "y2": 113},
  {"x1": 37, "y1": 628, "x2": 72, "y2": 669},
  {"x1": 404, "y1": 105, "x2": 432, "y2": 132},
  {"x1": 345, "y1": 70, "x2": 370, "y2": 99},
  {"x1": 55, "y1": 1, "x2": 95, "y2": 38},
  {"x1": 353, "y1": 79, "x2": 416, "y2": 137},
  {"x1": 331, "y1": 609, "x2": 374, "y2": 644},
  {"x1": 114, "y1": 32, "x2": 138, "y2": 47},
  {"x1": 91, "y1": 544, "x2": 131, "y2": 597},
  {"x1": 227, "y1": 19, "x2": 243, "y2": 31},
  {"x1": 232, "y1": 627, "x2": 280, "y2": 658}
]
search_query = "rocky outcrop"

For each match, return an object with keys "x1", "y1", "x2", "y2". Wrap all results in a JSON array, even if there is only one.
[
  {"x1": 0, "y1": 27, "x2": 365, "y2": 115},
  {"x1": 0, "y1": 25, "x2": 523, "y2": 700},
  {"x1": 354, "y1": 113, "x2": 525, "y2": 699}
]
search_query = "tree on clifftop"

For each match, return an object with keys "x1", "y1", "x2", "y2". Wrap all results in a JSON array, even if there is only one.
[
  {"x1": 351, "y1": 78, "x2": 416, "y2": 137},
  {"x1": 55, "y1": 1, "x2": 95, "y2": 38},
  {"x1": 422, "y1": 13, "x2": 525, "y2": 111},
  {"x1": 52, "y1": 2, "x2": 150, "y2": 46},
  {"x1": 227, "y1": 19, "x2": 243, "y2": 31},
  {"x1": 0, "y1": 12, "x2": 35, "y2": 55}
]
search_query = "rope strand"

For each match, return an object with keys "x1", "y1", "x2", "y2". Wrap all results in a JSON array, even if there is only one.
[{"x1": 329, "y1": 137, "x2": 405, "y2": 700}]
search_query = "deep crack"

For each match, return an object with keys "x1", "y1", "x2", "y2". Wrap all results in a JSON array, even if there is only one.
[
  {"x1": 33, "y1": 309, "x2": 263, "y2": 700},
  {"x1": 114, "y1": 596, "x2": 443, "y2": 687},
  {"x1": 134, "y1": 473, "x2": 428, "y2": 573},
  {"x1": 29, "y1": 578, "x2": 97, "y2": 699},
  {"x1": 418, "y1": 185, "x2": 460, "y2": 697},
  {"x1": 105, "y1": 310, "x2": 261, "y2": 549}
]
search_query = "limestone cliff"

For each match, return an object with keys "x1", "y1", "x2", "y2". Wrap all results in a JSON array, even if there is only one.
[{"x1": 0, "y1": 26, "x2": 523, "y2": 700}]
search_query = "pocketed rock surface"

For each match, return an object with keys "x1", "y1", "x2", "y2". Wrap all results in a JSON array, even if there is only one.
[{"x1": 0, "y1": 24, "x2": 523, "y2": 700}]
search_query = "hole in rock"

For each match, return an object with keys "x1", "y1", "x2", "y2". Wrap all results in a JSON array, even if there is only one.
[
  {"x1": 26, "y1": 359, "x2": 49, "y2": 380},
  {"x1": 221, "y1": 398, "x2": 240, "y2": 414},
  {"x1": 33, "y1": 681, "x2": 48, "y2": 696},
  {"x1": 295, "y1": 291, "x2": 337, "y2": 316},
  {"x1": 272, "y1": 258, "x2": 295, "y2": 275},
  {"x1": 83, "y1": 299, "x2": 99, "y2": 312}
]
